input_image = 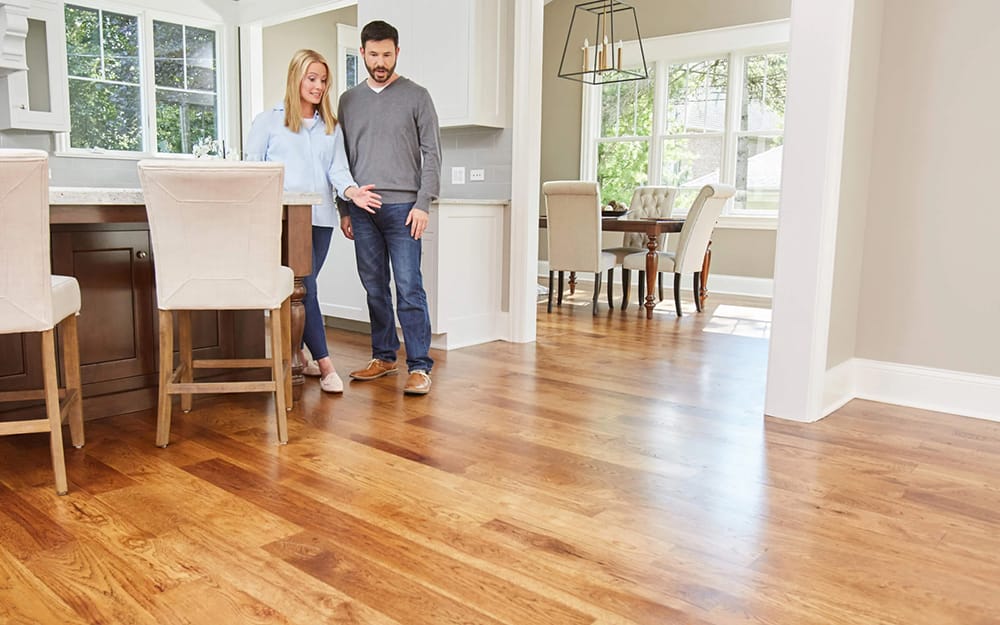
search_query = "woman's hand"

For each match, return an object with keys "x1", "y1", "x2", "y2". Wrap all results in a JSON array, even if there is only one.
[
  {"x1": 340, "y1": 215, "x2": 353, "y2": 240},
  {"x1": 347, "y1": 184, "x2": 381, "y2": 214}
]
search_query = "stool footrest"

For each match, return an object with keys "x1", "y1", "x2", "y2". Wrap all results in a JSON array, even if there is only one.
[
  {"x1": 0, "y1": 420, "x2": 52, "y2": 436},
  {"x1": 168, "y1": 381, "x2": 278, "y2": 394},
  {"x1": 193, "y1": 359, "x2": 274, "y2": 369}
]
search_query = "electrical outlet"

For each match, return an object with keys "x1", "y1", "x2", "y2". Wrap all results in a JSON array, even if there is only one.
[
  {"x1": 451, "y1": 166, "x2": 466, "y2": 184},
  {"x1": 469, "y1": 168, "x2": 485, "y2": 182}
]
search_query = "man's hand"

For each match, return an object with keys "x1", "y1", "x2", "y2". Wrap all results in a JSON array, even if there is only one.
[
  {"x1": 340, "y1": 215, "x2": 353, "y2": 240},
  {"x1": 405, "y1": 207, "x2": 429, "y2": 240},
  {"x1": 347, "y1": 184, "x2": 381, "y2": 214}
]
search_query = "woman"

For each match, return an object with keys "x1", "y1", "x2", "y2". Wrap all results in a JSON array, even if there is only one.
[{"x1": 245, "y1": 49, "x2": 380, "y2": 393}]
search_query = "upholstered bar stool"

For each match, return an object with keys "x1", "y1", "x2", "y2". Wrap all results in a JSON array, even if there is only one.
[
  {"x1": 0, "y1": 149, "x2": 84, "y2": 495},
  {"x1": 138, "y1": 160, "x2": 292, "y2": 447}
]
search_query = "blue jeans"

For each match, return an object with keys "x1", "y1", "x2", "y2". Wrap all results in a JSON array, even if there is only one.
[
  {"x1": 302, "y1": 226, "x2": 334, "y2": 360},
  {"x1": 350, "y1": 202, "x2": 433, "y2": 373}
]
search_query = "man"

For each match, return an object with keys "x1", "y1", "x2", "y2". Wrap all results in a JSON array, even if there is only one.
[{"x1": 337, "y1": 20, "x2": 441, "y2": 396}]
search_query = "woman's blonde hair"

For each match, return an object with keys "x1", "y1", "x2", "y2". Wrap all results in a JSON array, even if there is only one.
[{"x1": 283, "y1": 49, "x2": 336, "y2": 134}]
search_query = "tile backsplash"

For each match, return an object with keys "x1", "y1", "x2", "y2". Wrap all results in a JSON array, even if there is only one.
[{"x1": 439, "y1": 126, "x2": 512, "y2": 201}]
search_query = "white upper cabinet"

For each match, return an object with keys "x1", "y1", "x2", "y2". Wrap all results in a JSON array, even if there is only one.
[
  {"x1": 0, "y1": 0, "x2": 69, "y2": 131},
  {"x1": 0, "y1": 0, "x2": 30, "y2": 75},
  {"x1": 358, "y1": 0, "x2": 512, "y2": 128}
]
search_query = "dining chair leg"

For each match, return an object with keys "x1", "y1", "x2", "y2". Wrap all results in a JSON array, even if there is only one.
[
  {"x1": 547, "y1": 271, "x2": 554, "y2": 313},
  {"x1": 658, "y1": 273, "x2": 665, "y2": 302},
  {"x1": 606, "y1": 269, "x2": 615, "y2": 309},
  {"x1": 621, "y1": 269, "x2": 631, "y2": 310},
  {"x1": 59, "y1": 314, "x2": 84, "y2": 449},
  {"x1": 592, "y1": 272, "x2": 602, "y2": 315},
  {"x1": 41, "y1": 328, "x2": 68, "y2": 495},
  {"x1": 557, "y1": 271, "x2": 565, "y2": 306},
  {"x1": 673, "y1": 273, "x2": 683, "y2": 317},
  {"x1": 156, "y1": 309, "x2": 174, "y2": 448},
  {"x1": 693, "y1": 271, "x2": 703, "y2": 313}
]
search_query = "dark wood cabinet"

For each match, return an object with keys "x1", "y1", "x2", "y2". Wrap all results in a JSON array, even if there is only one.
[{"x1": 1, "y1": 224, "x2": 263, "y2": 420}]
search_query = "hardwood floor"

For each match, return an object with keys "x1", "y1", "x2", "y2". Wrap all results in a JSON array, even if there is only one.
[{"x1": 1, "y1": 294, "x2": 998, "y2": 624}]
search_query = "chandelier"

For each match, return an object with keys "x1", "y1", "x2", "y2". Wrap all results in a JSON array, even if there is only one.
[{"x1": 557, "y1": 0, "x2": 648, "y2": 85}]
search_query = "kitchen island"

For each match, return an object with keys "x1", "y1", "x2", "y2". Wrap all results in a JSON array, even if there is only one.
[{"x1": 0, "y1": 187, "x2": 319, "y2": 421}]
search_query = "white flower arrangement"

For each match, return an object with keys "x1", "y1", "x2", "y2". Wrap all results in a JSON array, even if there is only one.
[{"x1": 193, "y1": 137, "x2": 240, "y2": 160}]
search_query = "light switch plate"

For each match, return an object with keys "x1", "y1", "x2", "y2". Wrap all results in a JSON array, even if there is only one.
[
  {"x1": 470, "y1": 168, "x2": 485, "y2": 182},
  {"x1": 451, "y1": 166, "x2": 466, "y2": 184}
]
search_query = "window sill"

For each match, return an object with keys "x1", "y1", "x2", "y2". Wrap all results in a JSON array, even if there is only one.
[
  {"x1": 52, "y1": 149, "x2": 198, "y2": 161},
  {"x1": 715, "y1": 215, "x2": 778, "y2": 230}
]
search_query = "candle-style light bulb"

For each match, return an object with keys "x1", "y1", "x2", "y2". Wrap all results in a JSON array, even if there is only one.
[
  {"x1": 603, "y1": 36, "x2": 610, "y2": 70},
  {"x1": 582, "y1": 38, "x2": 589, "y2": 71},
  {"x1": 617, "y1": 40, "x2": 623, "y2": 70}
]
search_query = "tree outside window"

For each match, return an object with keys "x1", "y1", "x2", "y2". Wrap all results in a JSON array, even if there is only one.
[
  {"x1": 63, "y1": 4, "x2": 221, "y2": 155},
  {"x1": 584, "y1": 35, "x2": 788, "y2": 220}
]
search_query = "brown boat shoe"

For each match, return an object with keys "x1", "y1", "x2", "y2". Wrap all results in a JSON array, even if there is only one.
[
  {"x1": 403, "y1": 370, "x2": 431, "y2": 395},
  {"x1": 349, "y1": 358, "x2": 399, "y2": 380}
]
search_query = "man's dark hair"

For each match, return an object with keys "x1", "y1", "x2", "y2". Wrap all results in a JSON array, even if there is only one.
[{"x1": 361, "y1": 20, "x2": 399, "y2": 48}]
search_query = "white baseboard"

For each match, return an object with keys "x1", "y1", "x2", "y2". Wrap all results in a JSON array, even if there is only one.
[
  {"x1": 824, "y1": 358, "x2": 1000, "y2": 423},
  {"x1": 537, "y1": 262, "x2": 773, "y2": 298}
]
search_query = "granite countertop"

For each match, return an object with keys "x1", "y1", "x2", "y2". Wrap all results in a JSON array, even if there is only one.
[{"x1": 49, "y1": 187, "x2": 322, "y2": 205}]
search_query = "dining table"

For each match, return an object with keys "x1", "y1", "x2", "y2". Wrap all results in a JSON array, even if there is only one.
[{"x1": 539, "y1": 214, "x2": 712, "y2": 319}]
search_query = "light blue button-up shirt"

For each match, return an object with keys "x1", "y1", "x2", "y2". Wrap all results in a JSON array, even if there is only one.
[{"x1": 244, "y1": 104, "x2": 356, "y2": 228}]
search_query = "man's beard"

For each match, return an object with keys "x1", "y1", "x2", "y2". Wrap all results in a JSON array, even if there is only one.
[{"x1": 365, "y1": 59, "x2": 396, "y2": 84}]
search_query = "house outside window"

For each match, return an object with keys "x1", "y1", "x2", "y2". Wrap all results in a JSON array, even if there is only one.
[
  {"x1": 62, "y1": 3, "x2": 223, "y2": 155},
  {"x1": 581, "y1": 21, "x2": 789, "y2": 224}
]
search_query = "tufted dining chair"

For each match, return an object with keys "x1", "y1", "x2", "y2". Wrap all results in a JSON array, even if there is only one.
[
  {"x1": 622, "y1": 183, "x2": 735, "y2": 317},
  {"x1": 603, "y1": 186, "x2": 678, "y2": 309},
  {"x1": 542, "y1": 181, "x2": 616, "y2": 315},
  {"x1": 138, "y1": 159, "x2": 293, "y2": 447},
  {"x1": 0, "y1": 149, "x2": 84, "y2": 495}
]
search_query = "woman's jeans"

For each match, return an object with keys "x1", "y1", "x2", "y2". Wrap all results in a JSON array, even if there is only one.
[
  {"x1": 350, "y1": 202, "x2": 433, "y2": 373},
  {"x1": 302, "y1": 225, "x2": 334, "y2": 360}
]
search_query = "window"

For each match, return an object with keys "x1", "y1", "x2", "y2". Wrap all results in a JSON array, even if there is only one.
[
  {"x1": 582, "y1": 22, "x2": 789, "y2": 222},
  {"x1": 62, "y1": 3, "x2": 223, "y2": 155},
  {"x1": 336, "y1": 23, "x2": 364, "y2": 98}
]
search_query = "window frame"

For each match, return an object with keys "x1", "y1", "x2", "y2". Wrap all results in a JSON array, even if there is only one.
[
  {"x1": 580, "y1": 20, "x2": 790, "y2": 229},
  {"x1": 54, "y1": 0, "x2": 228, "y2": 159}
]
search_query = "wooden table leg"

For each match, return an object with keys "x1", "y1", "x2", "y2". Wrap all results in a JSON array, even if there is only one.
[
  {"x1": 644, "y1": 234, "x2": 659, "y2": 319},
  {"x1": 283, "y1": 204, "x2": 312, "y2": 401},
  {"x1": 289, "y1": 279, "x2": 306, "y2": 397},
  {"x1": 569, "y1": 271, "x2": 577, "y2": 295},
  {"x1": 699, "y1": 240, "x2": 712, "y2": 310}
]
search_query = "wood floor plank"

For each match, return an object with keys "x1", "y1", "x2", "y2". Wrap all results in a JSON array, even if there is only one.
[{"x1": 0, "y1": 544, "x2": 87, "y2": 625}]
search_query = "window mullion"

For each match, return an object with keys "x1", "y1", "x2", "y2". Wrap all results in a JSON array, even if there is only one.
[
  {"x1": 141, "y1": 12, "x2": 157, "y2": 154},
  {"x1": 649, "y1": 60, "x2": 665, "y2": 185}
]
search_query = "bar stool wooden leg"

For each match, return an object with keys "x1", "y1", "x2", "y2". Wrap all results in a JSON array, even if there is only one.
[
  {"x1": 269, "y1": 305, "x2": 288, "y2": 444},
  {"x1": 281, "y1": 299, "x2": 292, "y2": 411},
  {"x1": 41, "y1": 329, "x2": 68, "y2": 495},
  {"x1": 178, "y1": 310, "x2": 193, "y2": 413},
  {"x1": 60, "y1": 314, "x2": 84, "y2": 449},
  {"x1": 156, "y1": 310, "x2": 174, "y2": 448}
]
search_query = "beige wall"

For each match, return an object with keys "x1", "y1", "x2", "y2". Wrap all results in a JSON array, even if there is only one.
[
  {"x1": 261, "y1": 6, "x2": 357, "y2": 112},
  {"x1": 539, "y1": 0, "x2": 790, "y2": 277},
  {"x1": 826, "y1": 0, "x2": 884, "y2": 368},
  {"x1": 854, "y1": 0, "x2": 1000, "y2": 377}
]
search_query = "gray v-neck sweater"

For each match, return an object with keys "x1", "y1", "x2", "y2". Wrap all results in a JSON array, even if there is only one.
[{"x1": 337, "y1": 76, "x2": 442, "y2": 214}]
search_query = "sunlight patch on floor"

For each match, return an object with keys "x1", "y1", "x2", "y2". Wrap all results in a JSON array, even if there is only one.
[{"x1": 703, "y1": 304, "x2": 772, "y2": 338}]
